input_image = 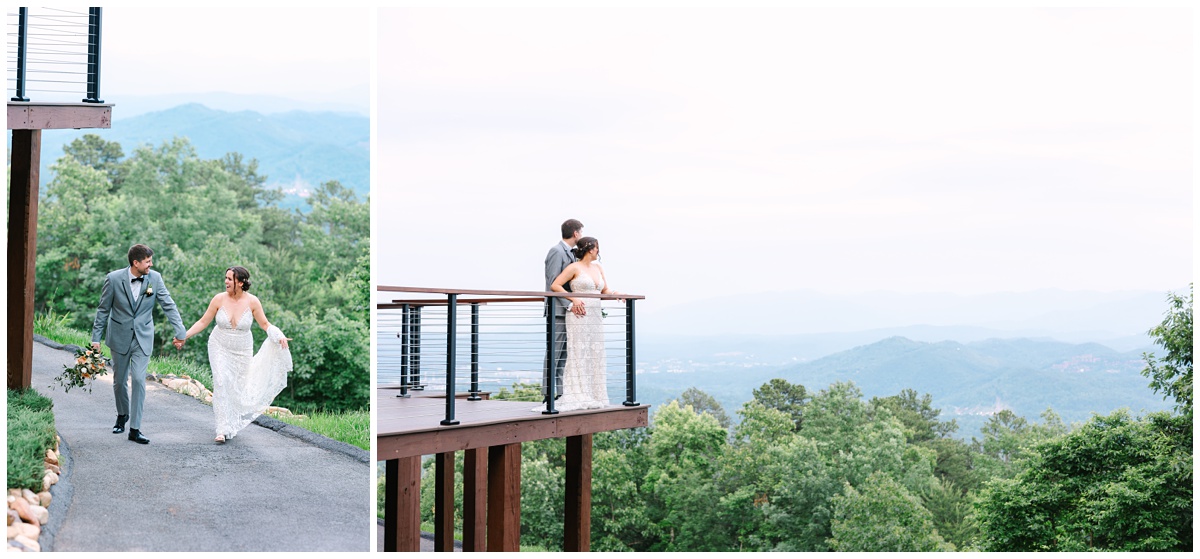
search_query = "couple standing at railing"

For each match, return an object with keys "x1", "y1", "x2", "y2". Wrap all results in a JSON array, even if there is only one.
[{"x1": 540, "y1": 219, "x2": 620, "y2": 412}]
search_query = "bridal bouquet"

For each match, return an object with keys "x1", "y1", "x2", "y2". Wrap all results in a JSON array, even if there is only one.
[{"x1": 53, "y1": 347, "x2": 109, "y2": 393}]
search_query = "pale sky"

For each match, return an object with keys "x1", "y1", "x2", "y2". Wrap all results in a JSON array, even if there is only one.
[
  {"x1": 374, "y1": 7, "x2": 1193, "y2": 312},
  {"x1": 9, "y1": 7, "x2": 370, "y2": 113}
]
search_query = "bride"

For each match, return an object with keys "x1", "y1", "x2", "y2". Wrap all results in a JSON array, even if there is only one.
[
  {"x1": 184, "y1": 266, "x2": 292, "y2": 443},
  {"x1": 542, "y1": 237, "x2": 616, "y2": 412}
]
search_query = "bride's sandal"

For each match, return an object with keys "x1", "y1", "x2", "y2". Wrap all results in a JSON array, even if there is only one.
[{"x1": 215, "y1": 434, "x2": 226, "y2": 444}]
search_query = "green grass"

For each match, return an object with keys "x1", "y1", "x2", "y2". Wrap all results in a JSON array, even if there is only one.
[
  {"x1": 272, "y1": 409, "x2": 369, "y2": 451},
  {"x1": 7, "y1": 389, "x2": 57, "y2": 490},
  {"x1": 149, "y1": 354, "x2": 214, "y2": 392},
  {"x1": 34, "y1": 310, "x2": 108, "y2": 357}
]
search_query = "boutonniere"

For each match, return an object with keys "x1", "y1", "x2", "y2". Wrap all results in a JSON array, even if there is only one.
[{"x1": 144, "y1": 285, "x2": 154, "y2": 296}]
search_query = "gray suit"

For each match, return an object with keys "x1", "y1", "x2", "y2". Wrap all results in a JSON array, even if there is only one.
[
  {"x1": 543, "y1": 242, "x2": 575, "y2": 400},
  {"x1": 92, "y1": 268, "x2": 186, "y2": 430}
]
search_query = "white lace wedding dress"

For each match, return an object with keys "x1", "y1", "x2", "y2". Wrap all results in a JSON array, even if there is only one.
[
  {"x1": 210, "y1": 307, "x2": 292, "y2": 439},
  {"x1": 538, "y1": 271, "x2": 609, "y2": 412}
]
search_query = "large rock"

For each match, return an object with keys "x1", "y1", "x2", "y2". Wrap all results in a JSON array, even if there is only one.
[
  {"x1": 12, "y1": 534, "x2": 40, "y2": 552},
  {"x1": 9, "y1": 497, "x2": 37, "y2": 527},
  {"x1": 7, "y1": 521, "x2": 38, "y2": 540}
]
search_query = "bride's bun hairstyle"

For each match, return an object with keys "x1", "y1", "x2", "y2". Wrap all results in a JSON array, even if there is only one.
[
  {"x1": 228, "y1": 266, "x2": 251, "y2": 292},
  {"x1": 572, "y1": 237, "x2": 599, "y2": 260}
]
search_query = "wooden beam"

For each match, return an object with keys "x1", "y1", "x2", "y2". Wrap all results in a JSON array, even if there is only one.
[
  {"x1": 462, "y1": 447, "x2": 488, "y2": 552},
  {"x1": 7, "y1": 103, "x2": 112, "y2": 130},
  {"x1": 487, "y1": 443, "x2": 521, "y2": 552},
  {"x1": 384, "y1": 457, "x2": 422, "y2": 552},
  {"x1": 434, "y1": 452, "x2": 455, "y2": 552},
  {"x1": 564, "y1": 434, "x2": 593, "y2": 552},
  {"x1": 377, "y1": 405, "x2": 649, "y2": 460},
  {"x1": 7, "y1": 129, "x2": 40, "y2": 391}
]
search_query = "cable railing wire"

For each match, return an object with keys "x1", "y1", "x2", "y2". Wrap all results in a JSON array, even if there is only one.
[
  {"x1": 377, "y1": 286, "x2": 643, "y2": 424},
  {"x1": 8, "y1": 7, "x2": 102, "y2": 102}
]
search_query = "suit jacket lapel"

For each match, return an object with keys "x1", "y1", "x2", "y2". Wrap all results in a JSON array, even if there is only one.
[{"x1": 121, "y1": 269, "x2": 136, "y2": 311}]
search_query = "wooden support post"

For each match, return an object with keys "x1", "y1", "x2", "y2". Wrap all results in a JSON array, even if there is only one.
[
  {"x1": 434, "y1": 452, "x2": 455, "y2": 552},
  {"x1": 384, "y1": 456, "x2": 422, "y2": 552},
  {"x1": 462, "y1": 447, "x2": 488, "y2": 552},
  {"x1": 486, "y1": 443, "x2": 521, "y2": 552},
  {"x1": 7, "y1": 129, "x2": 40, "y2": 391},
  {"x1": 564, "y1": 434, "x2": 593, "y2": 552}
]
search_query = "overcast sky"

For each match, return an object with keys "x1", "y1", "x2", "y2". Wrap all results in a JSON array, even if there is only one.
[
  {"x1": 9, "y1": 7, "x2": 370, "y2": 114},
  {"x1": 374, "y1": 7, "x2": 1193, "y2": 312}
]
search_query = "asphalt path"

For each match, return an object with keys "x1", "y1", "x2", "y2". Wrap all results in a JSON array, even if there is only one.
[{"x1": 31, "y1": 338, "x2": 372, "y2": 552}]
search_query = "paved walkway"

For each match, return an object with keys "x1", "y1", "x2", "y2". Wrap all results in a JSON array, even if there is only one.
[{"x1": 31, "y1": 339, "x2": 371, "y2": 552}]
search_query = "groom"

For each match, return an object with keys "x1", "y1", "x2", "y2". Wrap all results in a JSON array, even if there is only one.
[
  {"x1": 91, "y1": 244, "x2": 187, "y2": 445},
  {"x1": 543, "y1": 219, "x2": 583, "y2": 403}
]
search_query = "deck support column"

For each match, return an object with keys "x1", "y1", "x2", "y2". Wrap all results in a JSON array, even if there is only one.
[
  {"x1": 7, "y1": 129, "x2": 40, "y2": 391},
  {"x1": 564, "y1": 434, "x2": 593, "y2": 551},
  {"x1": 463, "y1": 447, "x2": 488, "y2": 551},
  {"x1": 384, "y1": 456, "x2": 422, "y2": 552},
  {"x1": 486, "y1": 443, "x2": 521, "y2": 551},
  {"x1": 435, "y1": 452, "x2": 456, "y2": 551}
]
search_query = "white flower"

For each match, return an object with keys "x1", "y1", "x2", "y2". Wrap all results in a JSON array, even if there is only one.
[{"x1": 145, "y1": 286, "x2": 154, "y2": 296}]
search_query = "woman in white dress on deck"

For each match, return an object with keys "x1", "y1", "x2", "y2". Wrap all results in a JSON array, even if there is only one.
[
  {"x1": 184, "y1": 266, "x2": 292, "y2": 443},
  {"x1": 545, "y1": 237, "x2": 618, "y2": 411}
]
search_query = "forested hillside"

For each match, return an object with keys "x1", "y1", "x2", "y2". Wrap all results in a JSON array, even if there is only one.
[
  {"x1": 40, "y1": 104, "x2": 369, "y2": 210},
  {"x1": 33, "y1": 134, "x2": 369, "y2": 413}
]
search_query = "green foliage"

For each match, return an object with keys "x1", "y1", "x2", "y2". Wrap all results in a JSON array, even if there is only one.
[
  {"x1": 273, "y1": 410, "x2": 370, "y2": 450},
  {"x1": 972, "y1": 408, "x2": 1068, "y2": 481},
  {"x1": 7, "y1": 389, "x2": 57, "y2": 490},
  {"x1": 871, "y1": 388, "x2": 957, "y2": 443},
  {"x1": 492, "y1": 381, "x2": 543, "y2": 402},
  {"x1": 751, "y1": 378, "x2": 808, "y2": 430},
  {"x1": 829, "y1": 472, "x2": 955, "y2": 551},
  {"x1": 675, "y1": 387, "x2": 731, "y2": 429},
  {"x1": 34, "y1": 136, "x2": 369, "y2": 412},
  {"x1": 975, "y1": 410, "x2": 1192, "y2": 551},
  {"x1": 1141, "y1": 285, "x2": 1193, "y2": 418}
]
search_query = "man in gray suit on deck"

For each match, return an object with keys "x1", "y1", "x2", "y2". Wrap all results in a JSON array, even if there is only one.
[
  {"x1": 92, "y1": 244, "x2": 187, "y2": 445},
  {"x1": 543, "y1": 219, "x2": 583, "y2": 403}
]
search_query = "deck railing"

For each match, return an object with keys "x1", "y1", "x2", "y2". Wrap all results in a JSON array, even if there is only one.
[
  {"x1": 8, "y1": 7, "x2": 104, "y2": 103},
  {"x1": 376, "y1": 286, "x2": 644, "y2": 425}
]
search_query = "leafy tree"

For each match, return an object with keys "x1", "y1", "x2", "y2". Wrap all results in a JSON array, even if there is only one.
[
  {"x1": 751, "y1": 378, "x2": 808, "y2": 430},
  {"x1": 871, "y1": 388, "x2": 956, "y2": 443},
  {"x1": 62, "y1": 133, "x2": 125, "y2": 187},
  {"x1": 642, "y1": 401, "x2": 729, "y2": 550},
  {"x1": 1141, "y1": 285, "x2": 1193, "y2": 419},
  {"x1": 829, "y1": 471, "x2": 955, "y2": 552},
  {"x1": 971, "y1": 408, "x2": 1066, "y2": 480},
  {"x1": 975, "y1": 410, "x2": 1191, "y2": 551},
  {"x1": 676, "y1": 387, "x2": 731, "y2": 429}
]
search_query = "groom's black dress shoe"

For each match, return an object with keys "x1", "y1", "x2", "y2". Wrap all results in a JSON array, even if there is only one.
[
  {"x1": 112, "y1": 414, "x2": 128, "y2": 434},
  {"x1": 127, "y1": 429, "x2": 150, "y2": 445}
]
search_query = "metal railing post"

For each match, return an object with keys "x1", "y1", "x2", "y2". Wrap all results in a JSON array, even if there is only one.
[
  {"x1": 543, "y1": 296, "x2": 559, "y2": 415},
  {"x1": 468, "y1": 303, "x2": 481, "y2": 401},
  {"x1": 397, "y1": 304, "x2": 410, "y2": 397},
  {"x1": 442, "y1": 294, "x2": 459, "y2": 425},
  {"x1": 83, "y1": 8, "x2": 104, "y2": 103},
  {"x1": 411, "y1": 307, "x2": 423, "y2": 390},
  {"x1": 11, "y1": 7, "x2": 29, "y2": 102},
  {"x1": 624, "y1": 298, "x2": 639, "y2": 406}
]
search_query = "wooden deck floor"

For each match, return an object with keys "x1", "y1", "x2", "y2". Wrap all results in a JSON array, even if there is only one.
[{"x1": 376, "y1": 389, "x2": 649, "y2": 459}]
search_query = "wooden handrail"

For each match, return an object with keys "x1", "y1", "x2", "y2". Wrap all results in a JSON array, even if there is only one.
[{"x1": 376, "y1": 285, "x2": 644, "y2": 300}]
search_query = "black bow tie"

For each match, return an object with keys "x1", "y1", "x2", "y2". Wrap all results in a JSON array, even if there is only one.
[{"x1": 131, "y1": 277, "x2": 144, "y2": 283}]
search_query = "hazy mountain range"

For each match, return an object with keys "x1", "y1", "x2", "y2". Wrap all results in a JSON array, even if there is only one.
[
  {"x1": 633, "y1": 287, "x2": 1182, "y2": 438},
  {"x1": 640, "y1": 288, "x2": 1176, "y2": 342},
  {"x1": 637, "y1": 334, "x2": 1170, "y2": 439},
  {"x1": 39, "y1": 103, "x2": 368, "y2": 210}
]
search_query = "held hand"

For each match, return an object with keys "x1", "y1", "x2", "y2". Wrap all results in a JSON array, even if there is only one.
[
  {"x1": 570, "y1": 300, "x2": 587, "y2": 316},
  {"x1": 173, "y1": 338, "x2": 185, "y2": 350},
  {"x1": 91, "y1": 342, "x2": 101, "y2": 351}
]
